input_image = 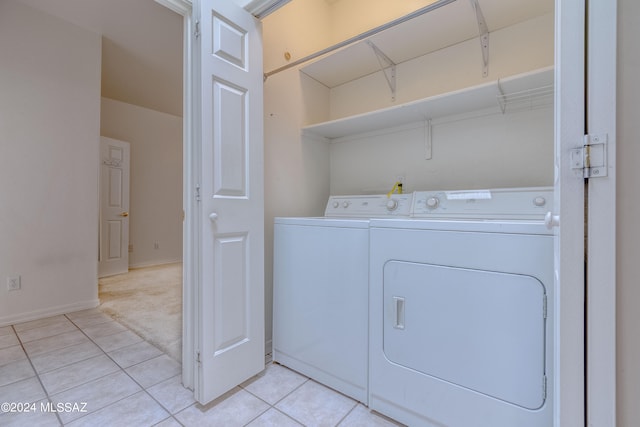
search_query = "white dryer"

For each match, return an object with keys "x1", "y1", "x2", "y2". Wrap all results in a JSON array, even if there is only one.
[
  {"x1": 273, "y1": 193, "x2": 412, "y2": 403},
  {"x1": 368, "y1": 187, "x2": 554, "y2": 427}
]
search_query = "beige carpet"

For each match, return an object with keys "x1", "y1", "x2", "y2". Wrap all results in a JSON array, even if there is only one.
[{"x1": 99, "y1": 262, "x2": 182, "y2": 362}]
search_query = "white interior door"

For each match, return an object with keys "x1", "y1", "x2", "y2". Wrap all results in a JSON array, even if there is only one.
[
  {"x1": 99, "y1": 137, "x2": 130, "y2": 278},
  {"x1": 194, "y1": 0, "x2": 265, "y2": 404}
]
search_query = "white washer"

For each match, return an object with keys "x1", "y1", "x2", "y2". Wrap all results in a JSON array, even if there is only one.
[
  {"x1": 368, "y1": 187, "x2": 554, "y2": 427},
  {"x1": 273, "y1": 194, "x2": 412, "y2": 403}
]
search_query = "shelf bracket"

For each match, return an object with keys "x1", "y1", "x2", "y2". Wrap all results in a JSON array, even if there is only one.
[
  {"x1": 469, "y1": 0, "x2": 490, "y2": 77},
  {"x1": 367, "y1": 40, "x2": 397, "y2": 101}
]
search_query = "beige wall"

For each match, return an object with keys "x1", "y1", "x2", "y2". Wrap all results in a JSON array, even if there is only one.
[
  {"x1": 616, "y1": 0, "x2": 640, "y2": 424},
  {"x1": 0, "y1": 1, "x2": 102, "y2": 325},
  {"x1": 101, "y1": 98, "x2": 183, "y2": 268},
  {"x1": 263, "y1": 69, "x2": 332, "y2": 347}
]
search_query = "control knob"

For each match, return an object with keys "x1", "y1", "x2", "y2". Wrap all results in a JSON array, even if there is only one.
[
  {"x1": 533, "y1": 196, "x2": 547, "y2": 207},
  {"x1": 332, "y1": 201, "x2": 340, "y2": 208},
  {"x1": 426, "y1": 197, "x2": 440, "y2": 209},
  {"x1": 342, "y1": 201, "x2": 350, "y2": 208},
  {"x1": 386, "y1": 199, "x2": 398, "y2": 211}
]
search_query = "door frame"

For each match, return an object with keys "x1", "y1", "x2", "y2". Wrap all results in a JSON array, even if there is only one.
[
  {"x1": 154, "y1": 0, "x2": 196, "y2": 389},
  {"x1": 586, "y1": 0, "x2": 617, "y2": 425}
]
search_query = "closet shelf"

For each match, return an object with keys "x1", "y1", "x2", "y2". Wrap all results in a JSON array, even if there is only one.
[{"x1": 302, "y1": 66, "x2": 554, "y2": 140}]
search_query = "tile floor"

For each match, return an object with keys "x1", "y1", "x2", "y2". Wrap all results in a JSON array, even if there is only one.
[{"x1": 0, "y1": 309, "x2": 402, "y2": 426}]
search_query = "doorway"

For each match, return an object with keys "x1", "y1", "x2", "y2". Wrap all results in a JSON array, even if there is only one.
[{"x1": 97, "y1": 0, "x2": 185, "y2": 366}]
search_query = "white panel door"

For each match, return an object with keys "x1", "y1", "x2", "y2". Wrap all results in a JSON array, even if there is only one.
[
  {"x1": 195, "y1": 0, "x2": 265, "y2": 404},
  {"x1": 99, "y1": 137, "x2": 130, "y2": 278}
]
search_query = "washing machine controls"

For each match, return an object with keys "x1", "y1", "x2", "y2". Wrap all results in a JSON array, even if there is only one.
[
  {"x1": 325, "y1": 194, "x2": 413, "y2": 217},
  {"x1": 426, "y1": 197, "x2": 440, "y2": 209}
]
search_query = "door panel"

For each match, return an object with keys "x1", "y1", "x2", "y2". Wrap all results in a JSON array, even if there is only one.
[
  {"x1": 195, "y1": 0, "x2": 264, "y2": 405},
  {"x1": 99, "y1": 137, "x2": 130, "y2": 278},
  {"x1": 213, "y1": 233, "x2": 248, "y2": 353},
  {"x1": 212, "y1": 78, "x2": 247, "y2": 196}
]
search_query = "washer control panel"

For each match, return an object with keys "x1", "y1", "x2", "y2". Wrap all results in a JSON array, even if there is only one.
[
  {"x1": 412, "y1": 187, "x2": 553, "y2": 220},
  {"x1": 325, "y1": 194, "x2": 413, "y2": 217}
]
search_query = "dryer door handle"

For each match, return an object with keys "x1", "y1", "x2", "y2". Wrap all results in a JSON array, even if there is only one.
[{"x1": 393, "y1": 296, "x2": 405, "y2": 330}]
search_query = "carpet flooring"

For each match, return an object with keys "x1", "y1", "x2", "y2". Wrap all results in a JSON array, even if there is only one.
[{"x1": 99, "y1": 262, "x2": 182, "y2": 362}]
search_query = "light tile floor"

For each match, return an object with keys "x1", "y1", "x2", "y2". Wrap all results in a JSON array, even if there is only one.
[{"x1": 0, "y1": 309, "x2": 402, "y2": 427}]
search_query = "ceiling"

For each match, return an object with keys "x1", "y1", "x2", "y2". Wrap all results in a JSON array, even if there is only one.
[{"x1": 17, "y1": 0, "x2": 184, "y2": 117}]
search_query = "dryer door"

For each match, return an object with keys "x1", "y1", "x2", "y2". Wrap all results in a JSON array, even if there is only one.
[{"x1": 383, "y1": 261, "x2": 547, "y2": 410}]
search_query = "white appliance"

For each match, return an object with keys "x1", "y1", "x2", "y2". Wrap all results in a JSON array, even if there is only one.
[
  {"x1": 273, "y1": 193, "x2": 412, "y2": 403},
  {"x1": 368, "y1": 187, "x2": 554, "y2": 427}
]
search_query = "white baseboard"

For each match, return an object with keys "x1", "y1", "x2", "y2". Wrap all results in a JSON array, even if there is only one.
[
  {"x1": 0, "y1": 299, "x2": 100, "y2": 327},
  {"x1": 128, "y1": 258, "x2": 182, "y2": 269}
]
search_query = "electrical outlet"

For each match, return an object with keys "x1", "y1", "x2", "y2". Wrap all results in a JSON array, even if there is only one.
[
  {"x1": 7, "y1": 276, "x2": 21, "y2": 291},
  {"x1": 395, "y1": 174, "x2": 405, "y2": 184},
  {"x1": 154, "y1": 242, "x2": 160, "y2": 250}
]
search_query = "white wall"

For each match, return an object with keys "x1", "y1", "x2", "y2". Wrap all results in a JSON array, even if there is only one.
[
  {"x1": 617, "y1": 0, "x2": 640, "y2": 424},
  {"x1": 0, "y1": 1, "x2": 102, "y2": 325},
  {"x1": 329, "y1": 107, "x2": 553, "y2": 195},
  {"x1": 101, "y1": 98, "x2": 183, "y2": 268}
]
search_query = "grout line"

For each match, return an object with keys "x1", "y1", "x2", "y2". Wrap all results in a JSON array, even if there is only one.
[
  {"x1": 10, "y1": 324, "x2": 64, "y2": 426},
  {"x1": 335, "y1": 402, "x2": 359, "y2": 426},
  {"x1": 69, "y1": 315, "x2": 182, "y2": 423}
]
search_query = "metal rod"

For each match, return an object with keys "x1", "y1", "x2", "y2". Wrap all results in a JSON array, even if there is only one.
[{"x1": 263, "y1": 0, "x2": 458, "y2": 80}]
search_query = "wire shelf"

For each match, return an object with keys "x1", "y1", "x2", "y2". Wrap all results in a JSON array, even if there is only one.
[{"x1": 496, "y1": 84, "x2": 554, "y2": 113}]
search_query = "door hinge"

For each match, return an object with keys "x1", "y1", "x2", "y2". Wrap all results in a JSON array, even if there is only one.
[
  {"x1": 194, "y1": 20, "x2": 200, "y2": 39},
  {"x1": 571, "y1": 134, "x2": 608, "y2": 178},
  {"x1": 196, "y1": 351, "x2": 201, "y2": 364},
  {"x1": 196, "y1": 184, "x2": 201, "y2": 202},
  {"x1": 542, "y1": 294, "x2": 547, "y2": 319},
  {"x1": 542, "y1": 375, "x2": 547, "y2": 401}
]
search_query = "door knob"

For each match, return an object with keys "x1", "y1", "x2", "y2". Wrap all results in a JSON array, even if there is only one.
[
  {"x1": 209, "y1": 212, "x2": 218, "y2": 222},
  {"x1": 119, "y1": 212, "x2": 129, "y2": 217}
]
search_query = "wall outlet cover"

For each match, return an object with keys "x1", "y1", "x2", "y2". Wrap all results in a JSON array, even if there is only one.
[{"x1": 7, "y1": 276, "x2": 21, "y2": 291}]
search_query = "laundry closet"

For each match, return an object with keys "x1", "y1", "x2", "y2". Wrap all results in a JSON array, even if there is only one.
[{"x1": 264, "y1": 0, "x2": 555, "y2": 425}]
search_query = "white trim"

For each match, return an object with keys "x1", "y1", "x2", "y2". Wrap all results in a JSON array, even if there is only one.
[
  {"x1": 586, "y1": 0, "x2": 617, "y2": 425},
  {"x1": 154, "y1": 0, "x2": 192, "y2": 15},
  {"x1": 554, "y1": 0, "x2": 586, "y2": 425},
  {"x1": 243, "y1": 0, "x2": 291, "y2": 18},
  {"x1": 156, "y1": 0, "x2": 196, "y2": 391},
  {"x1": 0, "y1": 300, "x2": 100, "y2": 327},
  {"x1": 127, "y1": 259, "x2": 182, "y2": 269}
]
